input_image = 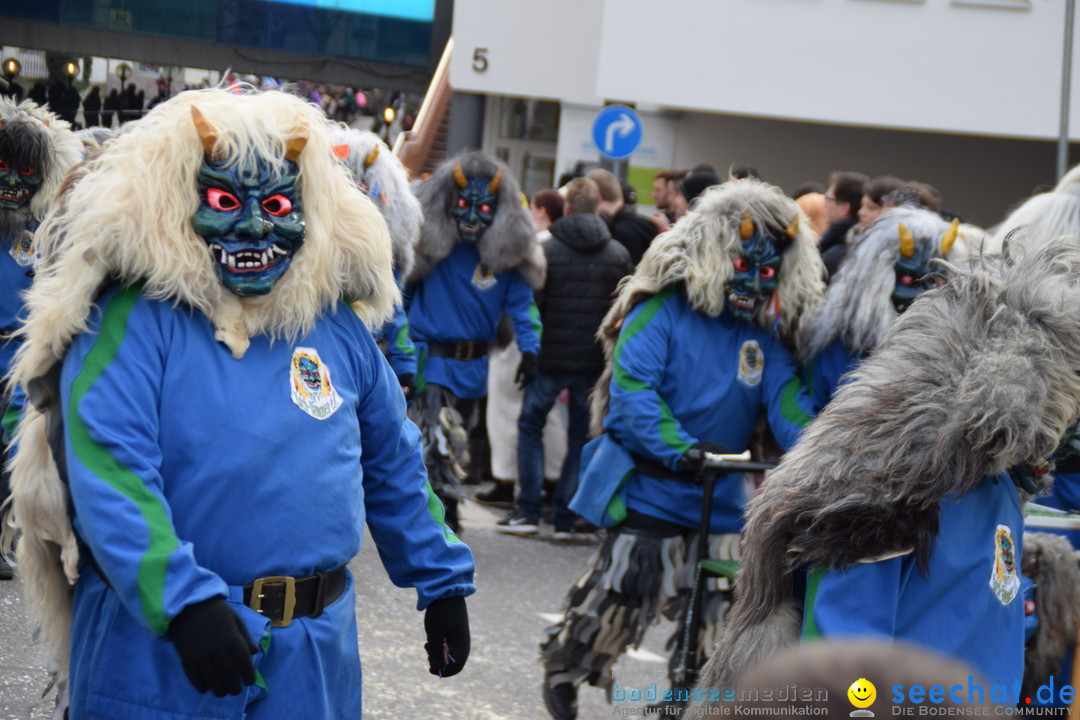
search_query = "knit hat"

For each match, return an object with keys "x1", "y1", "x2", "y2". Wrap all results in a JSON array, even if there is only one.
[{"x1": 680, "y1": 171, "x2": 722, "y2": 202}]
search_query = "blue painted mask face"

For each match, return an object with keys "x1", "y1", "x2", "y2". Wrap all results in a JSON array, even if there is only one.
[
  {"x1": 725, "y1": 233, "x2": 783, "y2": 322},
  {"x1": 191, "y1": 155, "x2": 305, "y2": 296},
  {"x1": 892, "y1": 241, "x2": 944, "y2": 314},
  {"x1": 451, "y1": 177, "x2": 498, "y2": 243},
  {"x1": 0, "y1": 155, "x2": 43, "y2": 210}
]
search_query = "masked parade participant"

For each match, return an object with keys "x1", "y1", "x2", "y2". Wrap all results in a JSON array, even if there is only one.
[
  {"x1": 327, "y1": 124, "x2": 422, "y2": 398},
  {"x1": 687, "y1": 238, "x2": 1080, "y2": 716},
  {"x1": 405, "y1": 151, "x2": 545, "y2": 532},
  {"x1": 540, "y1": 179, "x2": 826, "y2": 720},
  {"x1": 0, "y1": 97, "x2": 83, "y2": 580},
  {"x1": 1, "y1": 87, "x2": 474, "y2": 720},
  {"x1": 798, "y1": 206, "x2": 964, "y2": 412}
]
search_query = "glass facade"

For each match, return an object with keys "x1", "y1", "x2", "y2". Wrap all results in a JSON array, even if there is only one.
[{"x1": 5, "y1": 0, "x2": 434, "y2": 67}]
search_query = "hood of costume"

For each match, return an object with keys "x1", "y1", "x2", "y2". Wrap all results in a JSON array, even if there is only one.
[
  {"x1": 986, "y1": 163, "x2": 1080, "y2": 257},
  {"x1": 325, "y1": 124, "x2": 420, "y2": 280},
  {"x1": 549, "y1": 212, "x2": 612, "y2": 253},
  {"x1": 0, "y1": 96, "x2": 83, "y2": 243},
  {"x1": 800, "y1": 206, "x2": 965, "y2": 362},
  {"x1": 2, "y1": 87, "x2": 397, "y2": 685},
  {"x1": 692, "y1": 238, "x2": 1080, "y2": 691},
  {"x1": 408, "y1": 150, "x2": 544, "y2": 290},
  {"x1": 589, "y1": 178, "x2": 825, "y2": 435}
]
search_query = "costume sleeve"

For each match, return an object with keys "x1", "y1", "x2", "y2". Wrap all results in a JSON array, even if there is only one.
[
  {"x1": 375, "y1": 302, "x2": 417, "y2": 378},
  {"x1": 807, "y1": 559, "x2": 902, "y2": 640},
  {"x1": 60, "y1": 288, "x2": 228, "y2": 636},
  {"x1": 358, "y1": 337, "x2": 475, "y2": 610},
  {"x1": 760, "y1": 335, "x2": 815, "y2": 451},
  {"x1": 506, "y1": 271, "x2": 542, "y2": 355},
  {"x1": 607, "y1": 292, "x2": 693, "y2": 468}
]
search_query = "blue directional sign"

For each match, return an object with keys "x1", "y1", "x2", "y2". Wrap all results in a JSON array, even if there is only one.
[{"x1": 592, "y1": 104, "x2": 643, "y2": 160}]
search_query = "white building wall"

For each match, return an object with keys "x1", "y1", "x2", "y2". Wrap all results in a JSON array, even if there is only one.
[
  {"x1": 450, "y1": 0, "x2": 1077, "y2": 224},
  {"x1": 596, "y1": 0, "x2": 1072, "y2": 140},
  {"x1": 454, "y1": 0, "x2": 1076, "y2": 141}
]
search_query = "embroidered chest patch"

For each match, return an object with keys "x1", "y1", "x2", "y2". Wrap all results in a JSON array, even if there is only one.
[
  {"x1": 471, "y1": 262, "x2": 497, "y2": 290},
  {"x1": 290, "y1": 347, "x2": 343, "y2": 420},
  {"x1": 737, "y1": 340, "x2": 764, "y2": 387},
  {"x1": 10, "y1": 229, "x2": 35, "y2": 267},
  {"x1": 990, "y1": 524, "x2": 1020, "y2": 605}
]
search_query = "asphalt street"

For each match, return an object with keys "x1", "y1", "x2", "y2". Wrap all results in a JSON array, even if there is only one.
[{"x1": 0, "y1": 496, "x2": 680, "y2": 720}]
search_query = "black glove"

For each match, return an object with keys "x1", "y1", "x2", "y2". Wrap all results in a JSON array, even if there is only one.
[
  {"x1": 515, "y1": 351, "x2": 539, "y2": 390},
  {"x1": 680, "y1": 441, "x2": 733, "y2": 469},
  {"x1": 398, "y1": 373, "x2": 418, "y2": 399},
  {"x1": 423, "y1": 595, "x2": 470, "y2": 678},
  {"x1": 167, "y1": 597, "x2": 257, "y2": 697}
]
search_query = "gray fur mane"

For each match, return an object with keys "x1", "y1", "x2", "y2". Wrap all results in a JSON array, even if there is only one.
[
  {"x1": 693, "y1": 238, "x2": 1080, "y2": 693},
  {"x1": 800, "y1": 206, "x2": 961, "y2": 362},
  {"x1": 409, "y1": 151, "x2": 543, "y2": 289}
]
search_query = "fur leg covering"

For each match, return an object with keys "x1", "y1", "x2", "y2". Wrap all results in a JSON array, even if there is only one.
[
  {"x1": 542, "y1": 529, "x2": 685, "y2": 694},
  {"x1": 1021, "y1": 531, "x2": 1080, "y2": 699},
  {"x1": 407, "y1": 384, "x2": 471, "y2": 500}
]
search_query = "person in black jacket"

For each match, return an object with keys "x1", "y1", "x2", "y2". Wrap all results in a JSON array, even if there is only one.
[
  {"x1": 497, "y1": 177, "x2": 633, "y2": 536},
  {"x1": 587, "y1": 169, "x2": 658, "y2": 267}
]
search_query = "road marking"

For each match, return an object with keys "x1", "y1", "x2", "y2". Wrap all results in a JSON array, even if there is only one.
[{"x1": 626, "y1": 647, "x2": 666, "y2": 663}]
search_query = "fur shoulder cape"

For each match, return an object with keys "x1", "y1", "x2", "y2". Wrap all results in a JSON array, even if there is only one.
[{"x1": 688, "y1": 238, "x2": 1080, "y2": 698}]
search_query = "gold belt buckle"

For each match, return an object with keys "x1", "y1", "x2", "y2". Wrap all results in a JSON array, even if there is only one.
[
  {"x1": 250, "y1": 576, "x2": 296, "y2": 628},
  {"x1": 454, "y1": 341, "x2": 475, "y2": 361}
]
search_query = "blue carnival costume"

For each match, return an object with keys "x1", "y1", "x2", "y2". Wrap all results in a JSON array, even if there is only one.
[
  {"x1": 2, "y1": 89, "x2": 474, "y2": 720},
  {"x1": 806, "y1": 472, "x2": 1025, "y2": 689},
  {"x1": 542, "y1": 180, "x2": 826, "y2": 720},
  {"x1": 607, "y1": 287, "x2": 811, "y2": 533},
  {"x1": 406, "y1": 242, "x2": 540, "y2": 399},
  {"x1": 64, "y1": 287, "x2": 473, "y2": 719},
  {"x1": 406, "y1": 152, "x2": 544, "y2": 531}
]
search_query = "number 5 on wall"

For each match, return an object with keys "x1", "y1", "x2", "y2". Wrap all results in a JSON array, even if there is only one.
[{"x1": 472, "y1": 48, "x2": 489, "y2": 73}]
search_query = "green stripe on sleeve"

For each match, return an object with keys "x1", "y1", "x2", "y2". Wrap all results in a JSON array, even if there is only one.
[
  {"x1": 426, "y1": 481, "x2": 461, "y2": 543},
  {"x1": 529, "y1": 301, "x2": 542, "y2": 340},
  {"x1": 780, "y1": 374, "x2": 814, "y2": 429},
  {"x1": 611, "y1": 287, "x2": 690, "y2": 455},
  {"x1": 801, "y1": 566, "x2": 825, "y2": 639},
  {"x1": 68, "y1": 286, "x2": 179, "y2": 635},
  {"x1": 394, "y1": 321, "x2": 415, "y2": 357},
  {"x1": 2, "y1": 401, "x2": 20, "y2": 442}
]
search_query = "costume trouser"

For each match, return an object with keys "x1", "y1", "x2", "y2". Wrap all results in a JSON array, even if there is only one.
[
  {"x1": 407, "y1": 383, "x2": 479, "y2": 529},
  {"x1": 69, "y1": 568, "x2": 362, "y2": 720},
  {"x1": 517, "y1": 372, "x2": 594, "y2": 528},
  {"x1": 541, "y1": 517, "x2": 740, "y2": 698}
]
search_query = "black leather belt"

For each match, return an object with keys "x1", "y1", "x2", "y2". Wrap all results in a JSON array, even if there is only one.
[
  {"x1": 427, "y1": 340, "x2": 488, "y2": 361},
  {"x1": 242, "y1": 566, "x2": 346, "y2": 628}
]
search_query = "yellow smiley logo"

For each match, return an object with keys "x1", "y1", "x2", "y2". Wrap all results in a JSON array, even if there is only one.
[{"x1": 848, "y1": 678, "x2": 876, "y2": 709}]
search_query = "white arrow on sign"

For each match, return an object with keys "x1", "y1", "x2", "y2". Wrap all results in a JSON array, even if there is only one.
[{"x1": 604, "y1": 113, "x2": 636, "y2": 154}]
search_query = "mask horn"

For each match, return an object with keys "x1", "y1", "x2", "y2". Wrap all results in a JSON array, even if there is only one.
[
  {"x1": 284, "y1": 126, "x2": 309, "y2": 163},
  {"x1": 941, "y1": 218, "x2": 960, "y2": 255},
  {"x1": 190, "y1": 105, "x2": 219, "y2": 158},
  {"x1": 453, "y1": 162, "x2": 468, "y2": 188},
  {"x1": 898, "y1": 222, "x2": 916, "y2": 259},
  {"x1": 740, "y1": 209, "x2": 754, "y2": 241},
  {"x1": 786, "y1": 216, "x2": 799, "y2": 240},
  {"x1": 364, "y1": 144, "x2": 379, "y2": 168},
  {"x1": 488, "y1": 167, "x2": 503, "y2": 194}
]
